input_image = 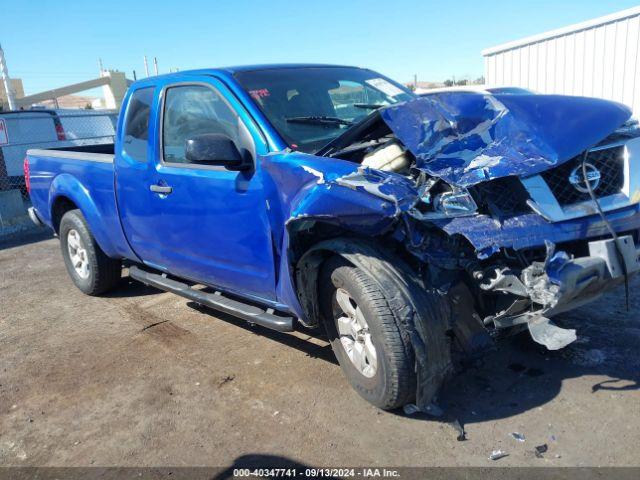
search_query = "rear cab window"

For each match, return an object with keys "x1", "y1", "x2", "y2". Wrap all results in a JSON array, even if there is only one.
[{"x1": 123, "y1": 87, "x2": 154, "y2": 162}]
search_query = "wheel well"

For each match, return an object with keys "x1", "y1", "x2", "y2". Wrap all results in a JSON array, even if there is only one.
[
  {"x1": 289, "y1": 220, "x2": 409, "y2": 328},
  {"x1": 51, "y1": 196, "x2": 77, "y2": 234}
]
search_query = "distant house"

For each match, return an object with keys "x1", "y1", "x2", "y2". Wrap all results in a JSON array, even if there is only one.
[{"x1": 38, "y1": 94, "x2": 104, "y2": 109}]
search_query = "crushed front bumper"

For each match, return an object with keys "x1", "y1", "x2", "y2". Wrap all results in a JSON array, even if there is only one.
[{"x1": 483, "y1": 234, "x2": 640, "y2": 349}]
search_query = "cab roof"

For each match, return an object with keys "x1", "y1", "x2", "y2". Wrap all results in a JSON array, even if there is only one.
[
  {"x1": 198, "y1": 63, "x2": 360, "y2": 74},
  {"x1": 134, "y1": 64, "x2": 366, "y2": 85}
]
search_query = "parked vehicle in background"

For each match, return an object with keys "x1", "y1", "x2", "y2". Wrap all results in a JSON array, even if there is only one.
[
  {"x1": 25, "y1": 64, "x2": 640, "y2": 412},
  {"x1": 419, "y1": 85, "x2": 535, "y2": 96},
  {"x1": 0, "y1": 109, "x2": 117, "y2": 194}
]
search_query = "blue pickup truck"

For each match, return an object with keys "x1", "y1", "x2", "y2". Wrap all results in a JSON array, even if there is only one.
[{"x1": 25, "y1": 64, "x2": 640, "y2": 412}]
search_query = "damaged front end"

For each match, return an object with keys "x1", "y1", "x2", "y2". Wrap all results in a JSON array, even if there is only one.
[
  {"x1": 475, "y1": 236, "x2": 640, "y2": 350},
  {"x1": 314, "y1": 91, "x2": 640, "y2": 352}
]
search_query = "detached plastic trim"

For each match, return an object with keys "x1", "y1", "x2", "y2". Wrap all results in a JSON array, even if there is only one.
[{"x1": 27, "y1": 207, "x2": 44, "y2": 227}]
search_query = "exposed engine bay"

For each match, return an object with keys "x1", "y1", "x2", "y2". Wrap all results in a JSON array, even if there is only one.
[{"x1": 310, "y1": 93, "x2": 640, "y2": 353}]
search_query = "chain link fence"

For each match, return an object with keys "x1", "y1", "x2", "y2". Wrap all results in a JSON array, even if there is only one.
[{"x1": 0, "y1": 109, "x2": 117, "y2": 239}]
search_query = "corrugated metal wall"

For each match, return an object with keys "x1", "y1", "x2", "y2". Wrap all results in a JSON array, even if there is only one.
[{"x1": 483, "y1": 7, "x2": 640, "y2": 117}]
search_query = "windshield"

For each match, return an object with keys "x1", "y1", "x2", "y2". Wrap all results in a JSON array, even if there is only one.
[{"x1": 234, "y1": 67, "x2": 414, "y2": 153}]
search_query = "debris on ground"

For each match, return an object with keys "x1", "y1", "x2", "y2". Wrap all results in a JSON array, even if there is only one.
[
  {"x1": 423, "y1": 403, "x2": 444, "y2": 417},
  {"x1": 403, "y1": 404, "x2": 421, "y2": 415},
  {"x1": 217, "y1": 374, "x2": 235, "y2": 388},
  {"x1": 489, "y1": 450, "x2": 509, "y2": 461},
  {"x1": 449, "y1": 419, "x2": 466, "y2": 441},
  {"x1": 140, "y1": 319, "x2": 170, "y2": 332},
  {"x1": 510, "y1": 432, "x2": 525, "y2": 442},
  {"x1": 534, "y1": 444, "x2": 548, "y2": 458},
  {"x1": 402, "y1": 403, "x2": 444, "y2": 417}
]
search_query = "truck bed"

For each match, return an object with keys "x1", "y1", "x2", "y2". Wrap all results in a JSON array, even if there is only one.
[
  {"x1": 28, "y1": 143, "x2": 115, "y2": 161},
  {"x1": 26, "y1": 144, "x2": 134, "y2": 260}
]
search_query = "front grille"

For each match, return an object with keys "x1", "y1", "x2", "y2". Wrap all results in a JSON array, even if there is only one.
[
  {"x1": 540, "y1": 146, "x2": 625, "y2": 206},
  {"x1": 470, "y1": 176, "x2": 532, "y2": 218}
]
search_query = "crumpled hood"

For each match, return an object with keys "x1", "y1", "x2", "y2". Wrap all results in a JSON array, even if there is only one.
[{"x1": 379, "y1": 93, "x2": 632, "y2": 187}]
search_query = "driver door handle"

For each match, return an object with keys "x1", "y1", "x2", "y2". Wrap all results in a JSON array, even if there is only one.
[{"x1": 150, "y1": 184, "x2": 173, "y2": 194}]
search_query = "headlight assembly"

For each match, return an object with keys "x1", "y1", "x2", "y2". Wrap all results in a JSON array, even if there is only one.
[{"x1": 433, "y1": 188, "x2": 478, "y2": 217}]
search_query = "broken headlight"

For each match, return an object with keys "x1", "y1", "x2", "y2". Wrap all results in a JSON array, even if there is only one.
[{"x1": 433, "y1": 188, "x2": 478, "y2": 217}]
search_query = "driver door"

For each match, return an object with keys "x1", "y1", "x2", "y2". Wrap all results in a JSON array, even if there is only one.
[{"x1": 119, "y1": 78, "x2": 277, "y2": 302}]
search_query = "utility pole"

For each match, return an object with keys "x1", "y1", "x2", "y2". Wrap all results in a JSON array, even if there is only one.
[
  {"x1": 98, "y1": 58, "x2": 104, "y2": 74},
  {"x1": 0, "y1": 43, "x2": 17, "y2": 110},
  {"x1": 153, "y1": 57, "x2": 158, "y2": 76},
  {"x1": 133, "y1": 70, "x2": 137, "y2": 81},
  {"x1": 143, "y1": 56, "x2": 149, "y2": 77},
  {"x1": 414, "y1": 74, "x2": 417, "y2": 89}
]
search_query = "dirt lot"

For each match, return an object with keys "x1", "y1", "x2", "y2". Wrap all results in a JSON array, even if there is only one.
[{"x1": 1, "y1": 235, "x2": 639, "y2": 468}]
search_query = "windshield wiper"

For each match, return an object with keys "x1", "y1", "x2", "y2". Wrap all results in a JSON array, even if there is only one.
[
  {"x1": 285, "y1": 116, "x2": 353, "y2": 126},
  {"x1": 353, "y1": 103, "x2": 387, "y2": 109}
]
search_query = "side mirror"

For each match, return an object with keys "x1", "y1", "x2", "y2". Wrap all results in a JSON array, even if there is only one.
[{"x1": 185, "y1": 133, "x2": 253, "y2": 171}]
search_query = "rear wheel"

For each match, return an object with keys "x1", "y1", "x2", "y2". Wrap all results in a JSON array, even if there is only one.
[
  {"x1": 319, "y1": 257, "x2": 416, "y2": 409},
  {"x1": 59, "y1": 209, "x2": 121, "y2": 295}
]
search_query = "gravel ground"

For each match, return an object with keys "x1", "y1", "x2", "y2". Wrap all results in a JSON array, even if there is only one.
[{"x1": 1, "y1": 235, "x2": 639, "y2": 468}]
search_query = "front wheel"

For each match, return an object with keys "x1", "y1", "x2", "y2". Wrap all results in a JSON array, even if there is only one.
[
  {"x1": 319, "y1": 257, "x2": 416, "y2": 409},
  {"x1": 59, "y1": 209, "x2": 121, "y2": 295}
]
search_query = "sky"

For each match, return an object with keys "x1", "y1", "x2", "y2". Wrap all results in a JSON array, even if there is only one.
[{"x1": 2, "y1": 0, "x2": 640, "y2": 96}]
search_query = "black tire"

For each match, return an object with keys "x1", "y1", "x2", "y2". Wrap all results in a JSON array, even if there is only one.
[
  {"x1": 59, "y1": 209, "x2": 121, "y2": 295},
  {"x1": 319, "y1": 256, "x2": 416, "y2": 409}
]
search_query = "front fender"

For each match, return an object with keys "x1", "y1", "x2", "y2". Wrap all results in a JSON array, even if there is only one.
[{"x1": 260, "y1": 152, "x2": 420, "y2": 319}]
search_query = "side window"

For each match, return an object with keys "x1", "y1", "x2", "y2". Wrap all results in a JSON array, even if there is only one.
[
  {"x1": 162, "y1": 85, "x2": 242, "y2": 164},
  {"x1": 123, "y1": 87, "x2": 154, "y2": 162}
]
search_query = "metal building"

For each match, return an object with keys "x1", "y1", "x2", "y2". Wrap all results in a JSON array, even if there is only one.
[{"x1": 482, "y1": 6, "x2": 640, "y2": 117}]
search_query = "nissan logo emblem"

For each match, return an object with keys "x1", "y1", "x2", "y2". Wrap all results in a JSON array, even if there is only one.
[{"x1": 569, "y1": 163, "x2": 601, "y2": 193}]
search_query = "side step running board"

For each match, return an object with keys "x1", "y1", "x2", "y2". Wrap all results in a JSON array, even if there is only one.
[{"x1": 129, "y1": 265, "x2": 294, "y2": 332}]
